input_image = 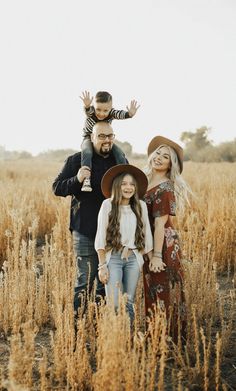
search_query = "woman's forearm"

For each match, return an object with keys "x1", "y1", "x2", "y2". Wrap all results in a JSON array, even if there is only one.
[{"x1": 153, "y1": 223, "x2": 165, "y2": 255}]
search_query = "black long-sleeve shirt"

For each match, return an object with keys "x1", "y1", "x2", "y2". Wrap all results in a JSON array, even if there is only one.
[{"x1": 52, "y1": 150, "x2": 128, "y2": 239}]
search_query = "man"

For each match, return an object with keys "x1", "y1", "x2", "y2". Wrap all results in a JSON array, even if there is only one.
[{"x1": 52, "y1": 122, "x2": 128, "y2": 313}]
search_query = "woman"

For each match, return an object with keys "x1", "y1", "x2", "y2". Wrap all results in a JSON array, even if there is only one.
[
  {"x1": 95, "y1": 164, "x2": 153, "y2": 322},
  {"x1": 143, "y1": 136, "x2": 191, "y2": 341}
]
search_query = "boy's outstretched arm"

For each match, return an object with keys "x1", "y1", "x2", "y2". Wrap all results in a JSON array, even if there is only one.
[
  {"x1": 126, "y1": 100, "x2": 140, "y2": 117},
  {"x1": 79, "y1": 90, "x2": 93, "y2": 108},
  {"x1": 110, "y1": 99, "x2": 140, "y2": 120}
]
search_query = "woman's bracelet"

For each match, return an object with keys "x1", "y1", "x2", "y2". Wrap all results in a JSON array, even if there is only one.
[
  {"x1": 98, "y1": 263, "x2": 107, "y2": 271},
  {"x1": 153, "y1": 251, "x2": 162, "y2": 258},
  {"x1": 153, "y1": 255, "x2": 163, "y2": 259}
]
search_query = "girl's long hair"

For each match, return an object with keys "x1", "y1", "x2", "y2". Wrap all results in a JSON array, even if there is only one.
[
  {"x1": 145, "y1": 145, "x2": 192, "y2": 212},
  {"x1": 105, "y1": 173, "x2": 145, "y2": 252}
]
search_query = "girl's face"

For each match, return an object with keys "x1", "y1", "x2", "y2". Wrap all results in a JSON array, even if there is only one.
[
  {"x1": 151, "y1": 146, "x2": 171, "y2": 173},
  {"x1": 120, "y1": 174, "x2": 136, "y2": 202}
]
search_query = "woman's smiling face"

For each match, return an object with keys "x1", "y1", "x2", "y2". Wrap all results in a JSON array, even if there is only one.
[{"x1": 151, "y1": 146, "x2": 171, "y2": 173}]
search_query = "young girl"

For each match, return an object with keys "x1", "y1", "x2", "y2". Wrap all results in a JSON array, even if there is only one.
[
  {"x1": 143, "y1": 136, "x2": 191, "y2": 341},
  {"x1": 95, "y1": 164, "x2": 153, "y2": 322},
  {"x1": 79, "y1": 91, "x2": 139, "y2": 192}
]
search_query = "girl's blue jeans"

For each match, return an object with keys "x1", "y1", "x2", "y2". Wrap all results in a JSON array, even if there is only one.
[{"x1": 106, "y1": 251, "x2": 140, "y2": 322}]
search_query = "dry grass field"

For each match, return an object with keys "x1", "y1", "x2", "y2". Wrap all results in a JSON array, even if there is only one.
[{"x1": 0, "y1": 159, "x2": 235, "y2": 390}]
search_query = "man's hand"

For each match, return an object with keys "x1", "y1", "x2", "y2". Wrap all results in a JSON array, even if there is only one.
[
  {"x1": 77, "y1": 166, "x2": 91, "y2": 183},
  {"x1": 126, "y1": 100, "x2": 140, "y2": 117},
  {"x1": 149, "y1": 256, "x2": 166, "y2": 273},
  {"x1": 79, "y1": 90, "x2": 93, "y2": 108}
]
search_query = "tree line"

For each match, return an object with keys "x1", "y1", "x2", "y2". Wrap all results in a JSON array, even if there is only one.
[
  {"x1": 181, "y1": 126, "x2": 236, "y2": 162},
  {"x1": 0, "y1": 127, "x2": 235, "y2": 162}
]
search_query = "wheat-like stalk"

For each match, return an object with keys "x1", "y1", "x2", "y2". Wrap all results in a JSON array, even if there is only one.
[{"x1": 0, "y1": 159, "x2": 235, "y2": 390}]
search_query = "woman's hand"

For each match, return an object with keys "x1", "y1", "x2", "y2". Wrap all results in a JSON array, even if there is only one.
[
  {"x1": 149, "y1": 256, "x2": 166, "y2": 273},
  {"x1": 98, "y1": 264, "x2": 109, "y2": 284}
]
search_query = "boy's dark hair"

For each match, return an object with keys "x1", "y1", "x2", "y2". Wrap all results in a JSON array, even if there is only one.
[{"x1": 95, "y1": 91, "x2": 112, "y2": 103}]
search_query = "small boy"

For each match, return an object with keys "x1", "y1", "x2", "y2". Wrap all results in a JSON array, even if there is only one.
[{"x1": 79, "y1": 90, "x2": 140, "y2": 191}]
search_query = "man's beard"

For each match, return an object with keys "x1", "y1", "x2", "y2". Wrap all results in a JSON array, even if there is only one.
[{"x1": 100, "y1": 145, "x2": 111, "y2": 156}]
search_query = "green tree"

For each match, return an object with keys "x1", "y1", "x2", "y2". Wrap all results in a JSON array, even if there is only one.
[
  {"x1": 181, "y1": 126, "x2": 213, "y2": 161},
  {"x1": 181, "y1": 126, "x2": 212, "y2": 148},
  {"x1": 216, "y1": 139, "x2": 236, "y2": 162}
]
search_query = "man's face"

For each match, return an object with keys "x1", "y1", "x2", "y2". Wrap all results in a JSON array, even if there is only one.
[
  {"x1": 94, "y1": 101, "x2": 112, "y2": 120},
  {"x1": 91, "y1": 123, "x2": 115, "y2": 156}
]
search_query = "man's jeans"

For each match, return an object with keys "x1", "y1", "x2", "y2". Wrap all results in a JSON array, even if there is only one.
[
  {"x1": 106, "y1": 252, "x2": 140, "y2": 322},
  {"x1": 73, "y1": 231, "x2": 105, "y2": 313}
]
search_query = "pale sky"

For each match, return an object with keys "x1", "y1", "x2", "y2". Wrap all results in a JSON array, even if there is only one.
[{"x1": 0, "y1": 0, "x2": 235, "y2": 155}]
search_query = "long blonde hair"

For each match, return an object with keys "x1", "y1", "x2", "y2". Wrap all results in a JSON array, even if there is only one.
[
  {"x1": 145, "y1": 144, "x2": 192, "y2": 211},
  {"x1": 105, "y1": 173, "x2": 145, "y2": 252}
]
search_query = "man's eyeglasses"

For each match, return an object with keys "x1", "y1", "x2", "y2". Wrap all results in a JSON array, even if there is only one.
[{"x1": 97, "y1": 133, "x2": 115, "y2": 140}]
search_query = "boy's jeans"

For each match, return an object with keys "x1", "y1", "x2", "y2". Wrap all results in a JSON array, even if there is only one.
[
  {"x1": 81, "y1": 137, "x2": 93, "y2": 169},
  {"x1": 73, "y1": 231, "x2": 105, "y2": 312},
  {"x1": 106, "y1": 252, "x2": 140, "y2": 322}
]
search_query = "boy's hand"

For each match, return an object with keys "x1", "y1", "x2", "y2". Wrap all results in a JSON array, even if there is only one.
[
  {"x1": 79, "y1": 91, "x2": 93, "y2": 108},
  {"x1": 126, "y1": 100, "x2": 140, "y2": 117}
]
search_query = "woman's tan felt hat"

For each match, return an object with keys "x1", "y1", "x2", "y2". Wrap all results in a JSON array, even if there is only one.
[
  {"x1": 147, "y1": 135, "x2": 184, "y2": 173},
  {"x1": 101, "y1": 164, "x2": 148, "y2": 199}
]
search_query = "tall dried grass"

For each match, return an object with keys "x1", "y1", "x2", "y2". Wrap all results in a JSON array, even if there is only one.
[{"x1": 0, "y1": 159, "x2": 235, "y2": 390}]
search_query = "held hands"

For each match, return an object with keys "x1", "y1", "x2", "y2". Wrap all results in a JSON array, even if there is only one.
[
  {"x1": 98, "y1": 264, "x2": 109, "y2": 284},
  {"x1": 149, "y1": 256, "x2": 166, "y2": 273},
  {"x1": 79, "y1": 90, "x2": 93, "y2": 108},
  {"x1": 77, "y1": 166, "x2": 91, "y2": 183},
  {"x1": 126, "y1": 100, "x2": 140, "y2": 117}
]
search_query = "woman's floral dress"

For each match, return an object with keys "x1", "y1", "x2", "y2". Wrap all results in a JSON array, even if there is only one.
[{"x1": 143, "y1": 180, "x2": 186, "y2": 340}]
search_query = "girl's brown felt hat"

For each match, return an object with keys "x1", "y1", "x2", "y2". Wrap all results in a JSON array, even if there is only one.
[
  {"x1": 101, "y1": 164, "x2": 148, "y2": 199},
  {"x1": 147, "y1": 135, "x2": 184, "y2": 173}
]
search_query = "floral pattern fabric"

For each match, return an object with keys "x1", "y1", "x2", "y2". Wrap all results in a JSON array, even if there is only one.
[{"x1": 143, "y1": 180, "x2": 186, "y2": 341}]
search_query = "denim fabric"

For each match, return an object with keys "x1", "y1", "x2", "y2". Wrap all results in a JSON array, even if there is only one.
[
  {"x1": 106, "y1": 251, "x2": 140, "y2": 322},
  {"x1": 73, "y1": 231, "x2": 105, "y2": 312},
  {"x1": 112, "y1": 143, "x2": 127, "y2": 164},
  {"x1": 81, "y1": 137, "x2": 93, "y2": 169}
]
